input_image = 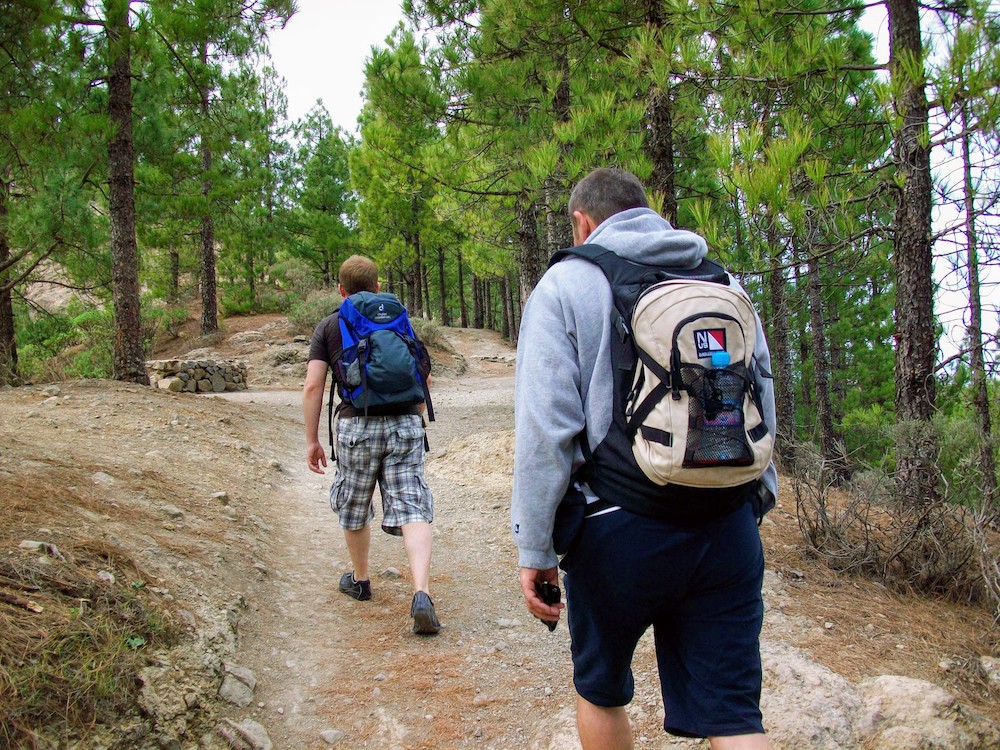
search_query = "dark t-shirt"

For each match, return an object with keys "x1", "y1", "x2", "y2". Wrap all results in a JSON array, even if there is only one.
[{"x1": 309, "y1": 311, "x2": 430, "y2": 419}]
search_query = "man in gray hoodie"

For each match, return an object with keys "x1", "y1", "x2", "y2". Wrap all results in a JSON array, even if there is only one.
[{"x1": 512, "y1": 168, "x2": 775, "y2": 750}]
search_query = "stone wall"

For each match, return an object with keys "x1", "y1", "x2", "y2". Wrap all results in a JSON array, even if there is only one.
[{"x1": 147, "y1": 359, "x2": 249, "y2": 393}]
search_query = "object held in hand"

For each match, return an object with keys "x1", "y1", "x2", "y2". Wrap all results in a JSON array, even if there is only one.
[{"x1": 535, "y1": 581, "x2": 561, "y2": 632}]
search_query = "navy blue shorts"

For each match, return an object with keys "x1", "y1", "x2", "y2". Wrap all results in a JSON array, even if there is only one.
[{"x1": 560, "y1": 502, "x2": 765, "y2": 739}]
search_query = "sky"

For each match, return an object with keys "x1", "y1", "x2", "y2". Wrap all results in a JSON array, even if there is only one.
[{"x1": 268, "y1": 0, "x2": 407, "y2": 134}]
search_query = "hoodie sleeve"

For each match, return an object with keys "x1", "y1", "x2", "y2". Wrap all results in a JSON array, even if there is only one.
[
  {"x1": 511, "y1": 271, "x2": 587, "y2": 571},
  {"x1": 730, "y1": 274, "x2": 779, "y2": 504}
]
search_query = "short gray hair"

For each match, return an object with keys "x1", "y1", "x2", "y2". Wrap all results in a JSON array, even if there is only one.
[{"x1": 568, "y1": 168, "x2": 649, "y2": 226}]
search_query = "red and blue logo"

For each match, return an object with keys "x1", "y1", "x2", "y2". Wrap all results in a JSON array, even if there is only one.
[{"x1": 694, "y1": 329, "x2": 727, "y2": 359}]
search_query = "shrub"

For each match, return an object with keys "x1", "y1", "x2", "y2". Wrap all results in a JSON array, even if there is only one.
[
  {"x1": 219, "y1": 284, "x2": 289, "y2": 317},
  {"x1": 841, "y1": 404, "x2": 894, "y2": 473},
  {"x1": 141, "y1": 300, "x2": 189, "y2": 343},
  {"x1": 410, "y1": 316, "x2": 446, "y2": 350},
  {"x1": 63, "y1": 306, "x2": 114, "y2": 379},
  {"x1": 933, "y1": 411, "x2": 997, "y2": 509},
  {"x1": 287, "y1": 289, "x2": 341, "y2": 334},
  {"x1": 14, "y1": 297, "x2": 189, "y2": 382},
  {"x1": 269, "y1": 258, "x2": 322, "y2": 297}
]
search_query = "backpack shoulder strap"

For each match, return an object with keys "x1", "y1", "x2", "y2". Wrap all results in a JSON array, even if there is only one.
[{"x1": 549, "y1": 243, "x2": 730, "y2": 323}]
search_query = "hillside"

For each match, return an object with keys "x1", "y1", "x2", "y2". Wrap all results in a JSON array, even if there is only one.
[{"x1": 1, "y1": 316, "x2": 998, "y2": 749}]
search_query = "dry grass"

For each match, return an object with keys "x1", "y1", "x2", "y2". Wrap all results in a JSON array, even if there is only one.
[
  {"x1": 0, "y1": 541, "x2": 176, "y2": 748},
  {"x1": 0, "y1": 426, "x2": 182, "y2": 748},
  {"x1": 765, "y1": 482, "x2": 1000, "y2": 722}
]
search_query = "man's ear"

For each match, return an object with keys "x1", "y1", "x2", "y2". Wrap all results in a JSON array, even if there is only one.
[
  {"x1": 572, "y1": 210, "x2": 598, "y2": 246},
  {"x1": 375, "y1": 281, "x2": 381, "y2": 293},
  {"x1": 338, "y1": 283, "x2": 348, "y2": 299}
]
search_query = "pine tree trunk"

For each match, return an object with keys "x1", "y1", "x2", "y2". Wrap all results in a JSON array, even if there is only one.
[
  {"x1": 516, "y1": 196, "x2": 542, "y2": 305},
  {"x1": 807, "y1": 255, "x2": 848, "y2": 481},
  {"x1": 421, "y1": 255, "x2": 431, "y2": 321},
  {"x1": 887, "y1": 0, "x2": 939, "y2": 505},
  {"x1": 961, "y1": 104, "x2": 997, "y2": 511},
  {"x1": 248, "y1": 253, "x2": 257, "y2": 303},
  {"x1": 168, "y1": 243, "x2": 179, "y2": 304},
  {"x1": 106, "y1": 0, "x2": 148, "y2": 385},
  {"x1": 511, "y1": 274, "x2": 521, "y2": 339},
  {"x1": 406, "y1": 264, "x2": 418, "y2": 313},
  {"x1": 543, "y1": 48, "x2": 572, "y2": 255},
  {"x1": 437, "y1": 247, "x2": 449, "y2": 325},
  {"x1": 544, "y1": 177, "x2": 572, "y2": 254},
  {"x1": 198, "y1": 44, "x2": 218, "y2": 335},
  {"x1": 484, "y1": 280, "x2": 493, "y2": 331},
  {"x1": 472, "y1": 276, "x2": 483, "y2": 329},
  {"x1": 645, "y1": 88, "x2": 678, "y2": 226},
  {"x1": 643, "y1": 1, "x2": 678, "y2": 225},
  {"x1": 0, "y1": 277, "x2": 15, "y2": 388},
  {"x1": 0, "y1": 171, "x2": 18, "y2": 386},
  {"x1": 501, "y1": 274, "x2": 512, "y2": 340},
  {"x1": 768, "y1": 244, "x2": 796, "y2": 467},
  {"x1": 457, "y1": 248, "x2": 468, "y2": 328},
  {"x1": 0, "y1": 202, "x2": 17, "y2": 386}
]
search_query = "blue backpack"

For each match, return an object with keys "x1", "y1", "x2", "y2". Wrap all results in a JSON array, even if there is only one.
[{"x1": 336, "y1": 291, "x2": 433, "y2": 417}]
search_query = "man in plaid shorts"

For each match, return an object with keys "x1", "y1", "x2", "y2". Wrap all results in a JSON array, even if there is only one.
[{"x1": 303, "y1": 255, "x2": 439, "y2": 635}]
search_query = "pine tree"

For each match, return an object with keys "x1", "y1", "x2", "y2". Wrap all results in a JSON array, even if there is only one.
[{"x1": 292, "y1": 105, "x2": 355, "y2": 286}]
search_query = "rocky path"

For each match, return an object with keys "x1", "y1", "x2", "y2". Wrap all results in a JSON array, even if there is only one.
[
  {"x1": 205, "y1": 326, "x2": 1000, "y2": 750},
  {"x1": 210, "y1": 329, "x2": 592, "y2": 749},
  {"x1": 3, "y1": 322, "x2": 997, "y2": 749}
]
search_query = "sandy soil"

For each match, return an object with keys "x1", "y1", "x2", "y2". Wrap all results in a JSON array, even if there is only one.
[{"x1": 2, "y1": 319, "x2": 997, "y2": 749}]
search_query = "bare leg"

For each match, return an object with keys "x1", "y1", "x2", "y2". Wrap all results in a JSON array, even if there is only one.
[
  {"x1": 577, "y1": 696, "x2": 633, "y2": 750},
  {"x1": 343, "y1": 525, "x2": 371, "y2": 581},
  {"x1": 400, "y1": 521, "x2": 432, "y2": 593},
  {"x1": 709, "y1": 734, "x2": 772, "y2": 750}
]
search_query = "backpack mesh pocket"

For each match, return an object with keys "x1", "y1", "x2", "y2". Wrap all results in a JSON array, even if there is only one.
[{"x1": 681, "y1": 364, "x2": 754, "y2": 467}]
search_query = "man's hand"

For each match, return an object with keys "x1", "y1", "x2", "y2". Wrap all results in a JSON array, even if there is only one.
[
  {"x1": 519, "y1": 566, "x2": 564, "y2": 624},
  {"x1": 306, "y1": 440, "x2": 327, "y2": 474},
  {"x1": 303, "y1": 359, "x2": 330, "y2": 474}
]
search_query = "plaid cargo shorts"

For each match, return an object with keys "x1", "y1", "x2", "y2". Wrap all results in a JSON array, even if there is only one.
[{"x1": 329, "y1": 414, "x2": 433, "y2": 536}]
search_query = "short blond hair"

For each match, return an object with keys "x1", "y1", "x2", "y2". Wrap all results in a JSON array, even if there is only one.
[{"x1": 338, "y1": 255, "x2": 379, "y2": 295}]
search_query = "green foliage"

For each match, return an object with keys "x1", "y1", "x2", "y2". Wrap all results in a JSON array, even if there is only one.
[
  {"x1": 410, "y1": 316, "x2": 444, "y2": 350},
  {"x1": 269, "y1": 257, "x2": 323, "y2": 298},
  {"x1": 142, "y1": 299, "x2": 190, "y2": 340},
  {"x1": 64, "y1": 307, "x2": 115, "y2": 379},
  {"x1": 286, "y1": 289, "x2": 342, "y2": 334},
  {"x1": 841, "y1": 404, "x2": 895, "y2": 472},
  {"x1": 289, "y1": 105, "x2": 357, "y2": 281},
  {"x1": 13, "y1": 300, "x2": 114, "y2": 381},
  {"x1": 219, "y1": 284, "x2": 288, "y2": 318}
]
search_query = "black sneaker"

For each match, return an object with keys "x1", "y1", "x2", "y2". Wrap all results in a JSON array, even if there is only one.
[
  {"x1": 339, "y1": 571, "x2": 371, "y2": 601},
  {"x1": 410, "y1": 591, "x2": 440, "y2": 635}
]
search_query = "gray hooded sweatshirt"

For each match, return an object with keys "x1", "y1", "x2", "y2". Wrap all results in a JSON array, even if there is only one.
[{"x1": 511, "y1": 207, "x2": 778, "y2": 571}]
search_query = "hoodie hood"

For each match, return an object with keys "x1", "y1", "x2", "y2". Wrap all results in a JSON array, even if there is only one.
[{"x1": 587, "y1": 207, "x2": 707, "y2": 269}]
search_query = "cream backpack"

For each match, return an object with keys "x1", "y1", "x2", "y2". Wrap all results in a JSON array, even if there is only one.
[{"x1": 549, "y1": 244, "x2": 774, "y2": 520}]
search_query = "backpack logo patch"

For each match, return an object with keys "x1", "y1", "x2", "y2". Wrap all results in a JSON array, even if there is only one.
[
  {"x1": 695, "y1": 328, "x2": 727, "y2": 359},
  {"x1": 372, "y1": 303, "x2": 393, "y2": 323}
]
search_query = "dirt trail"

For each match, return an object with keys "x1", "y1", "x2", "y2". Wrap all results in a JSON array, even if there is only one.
[
  {"x1": 5, "y1": 322, "x2": 995, "y2": 749},
  {"x1": 209, "y1": 328, "x2": 587, "y2": 749}
]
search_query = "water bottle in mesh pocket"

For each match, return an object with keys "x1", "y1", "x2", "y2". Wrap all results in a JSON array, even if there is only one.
[{"x1": 682, "y1": 364, "x2": 754, "y2": 467}]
